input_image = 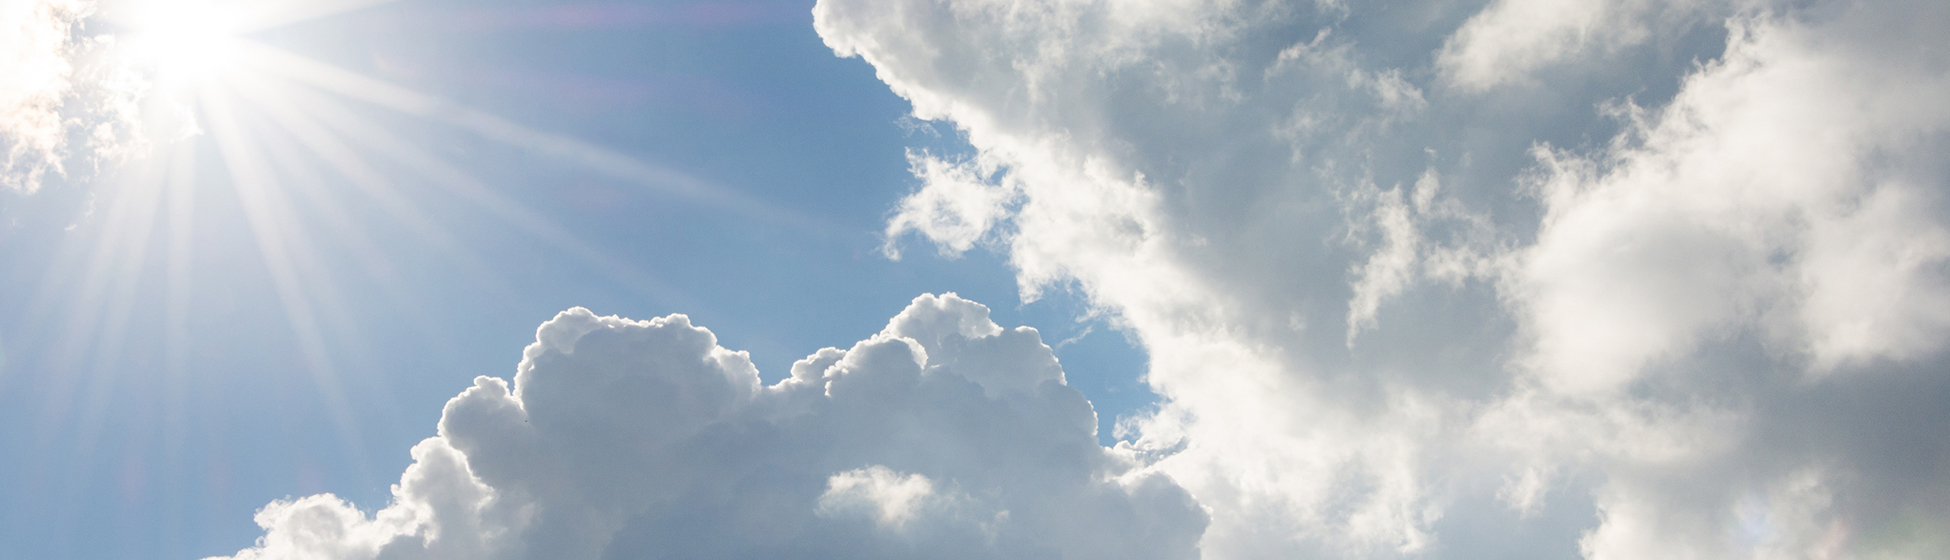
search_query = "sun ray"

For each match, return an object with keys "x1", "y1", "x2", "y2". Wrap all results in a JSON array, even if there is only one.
[
  {"x1": 225, "y1": 70, "x2": 489, "y2": 282},
  {"x1": 225, "y1": 0, "x2": 401, "y2": 34},
  {"x1": 272, "y1": 75, "x2": 713, "y2": 313},
  {"x1": 246, "y1": 115, "x2": 383, "y2": 369},
  {"x1": 224, "y1": 80, "x2": 528, "y2": 349},
  {"x1": 197, "y1": 80, "x2": 371, "y2": 474},
  {"x1": 160, "y1": 136, "x2": 198, "y2": 504},
  {"x1": 237, "y1": 41, "x2": 829, "y2": 232},
  {"x1": 22, "y1": 147, "x2": 174, "y2": 496},
  {"x1": 29, "y1": 0, "x2": 843, "y2": 497}
]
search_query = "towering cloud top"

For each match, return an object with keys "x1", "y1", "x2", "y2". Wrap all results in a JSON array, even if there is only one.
[{"x1": 211, "y1": 294, "x2": 1206, "y2": 560}]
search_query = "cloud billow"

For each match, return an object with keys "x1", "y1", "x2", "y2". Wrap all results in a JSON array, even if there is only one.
[
  {"x1": 816, "y1": 0, "x2": 1950, "y2": 557},
  {"x1": 203, "y1": 0, "x2": 1950, "y2": 557},
  {"x1": 210, "y1": 294, "x2": 1206, "y2": 560}
]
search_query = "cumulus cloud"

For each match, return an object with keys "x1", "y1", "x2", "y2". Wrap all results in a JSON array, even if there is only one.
[
  {"x1": 1512, "y1": 7, "x2": 1950, "y2": 387},
  {"x1": 209, "y1": 294, "x2": 1207, "y2": 560},
  {"x1": 201, "y1": 0, "x2": 1950, "y2": 556},
  {"x1": 817, "y1": 0, "x2": 1950, "y2": 558},
  {"x1": 1497, "y1": 4, "x2": 1950, "y2": 557}
]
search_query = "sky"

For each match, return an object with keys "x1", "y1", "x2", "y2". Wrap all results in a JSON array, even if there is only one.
[{"x1": 0, "y1": 0, "x2": 1947, "y2": 559}]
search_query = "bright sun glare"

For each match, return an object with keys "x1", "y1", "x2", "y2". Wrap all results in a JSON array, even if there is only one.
[
  {"x1": 54, "y1": 0, "x2": 769, "y2": 455},
  {"x1": 131, "y1": 0, "x2": 241, "y2": 79},
  {"x1": 34, "y1": 4, "x2": 801, "y2": 530}
]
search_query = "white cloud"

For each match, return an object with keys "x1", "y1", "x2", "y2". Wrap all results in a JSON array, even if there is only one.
[
  {"x1": 1, "y1": 0, "x2": 91, "y2": 193},
  {"x1": 196, "y1": 0, "x2": 1950, "y2": 556},
  {"x1": 884, "y1": 150, "x2": 1020, "y2": 259},
  {"x1": 1514, "y1": 8, "x2": 1950, "y2": 389},
  {"x1": 3, "y1": 0, "x2": 241, "y2": 202},
  {"x1": 817, "y1": 465, "x2": 944, "y2": 529},
  {"x1": 1435, "y1": 0, "x2": 1707, "y2": 91},
  {"x1": 1, "y1": 0, "x2": 158, "y2": 194},
  {"x1": 1497, "y1": 5, "x2": 1950, "y2": 558},
  {"x1": 817, "y1": 0, "x2": 1950, "y2": 558},
  {"x1": 209, "y1": 294, "x2": 1207, "y2": 560}
]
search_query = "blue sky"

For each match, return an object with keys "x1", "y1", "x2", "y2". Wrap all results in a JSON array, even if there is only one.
[
  {"x1": 0, "y1": 1, "x2": 1151, "y2": 557},
  {"x1": 4, "y1": 0, "x2": 1950, "y2": 559}
]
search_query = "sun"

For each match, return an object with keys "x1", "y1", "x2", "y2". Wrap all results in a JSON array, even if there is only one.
[{"x1": 127, "y1": 0, "x2": 242, "y2": 80}]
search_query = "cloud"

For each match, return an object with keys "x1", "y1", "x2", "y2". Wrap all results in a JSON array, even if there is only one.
[
  {"x1": 1499, "y1": 5, "x2": 1950, "y2": 557},
  {"x1": 817, "y1": 465, "x2": 945, "y2": 529},
  {"x1": 817, "y1": 0, "x2": 1950, "y2": 558},
  {"x1": 1513, "y1": 7, "x2": 1950, "y2": 388},
  {"x1": 1, "y1": 0, "x2": 91, "y2": 193},
  {"x1": 208, "y1": 294, "x2": 1207, "y2": 560},
  {"x1": 884, "y1": 150, "x2": 1020, "y2": 259},
  {"x1": 0, "y1": 0, "x2": 152, "y2": 194},
  {"x1": 1435, "y1": 0, "x2": 1708, "y2": 91}
]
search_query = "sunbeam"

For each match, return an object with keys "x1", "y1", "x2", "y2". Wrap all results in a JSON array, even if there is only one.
[
  {"x1": 197, "y1": 81, "x2": 370, "y2": 472},
  {"x1": 45, "y1": 3, "x2": 784, "y2": 365},
  {"x1": 25, "y1": 0, "x2": 812, "y2": 503},
  {"x1": 257, "y1": 68, "x2": 713, "y2": 311},
  {"x1": 239, "y1": 41, "x2": 826, "y2": 231},
  {"x1": 7, "y1": 1, "x2": 876, "y2": 555},
  {"x1": 12, "y1": 0, "x2": 1950, "y2": 558}
]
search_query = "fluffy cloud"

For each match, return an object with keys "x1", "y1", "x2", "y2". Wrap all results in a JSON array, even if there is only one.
[
  {"x1": 203, "y1": 0, "x2": 1950, "y2": 557},
  {"x1": 1498, "y1": 4, "x2": 1950, "y2": 557},
  {"x1": 209, "y1": 294, "x2": 1207, "y2": 560},
  {"x1": 819, "y1": 0, "x2": 1950, "y2": 558}
]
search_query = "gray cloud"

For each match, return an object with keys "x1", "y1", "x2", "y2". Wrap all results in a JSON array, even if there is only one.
[
  {"x1": 817, "y1": 0, "x2": 1950, "y2": 557},
  {"x1": 199, "y1": 0, "x2": 1950, "y2": 557}
]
